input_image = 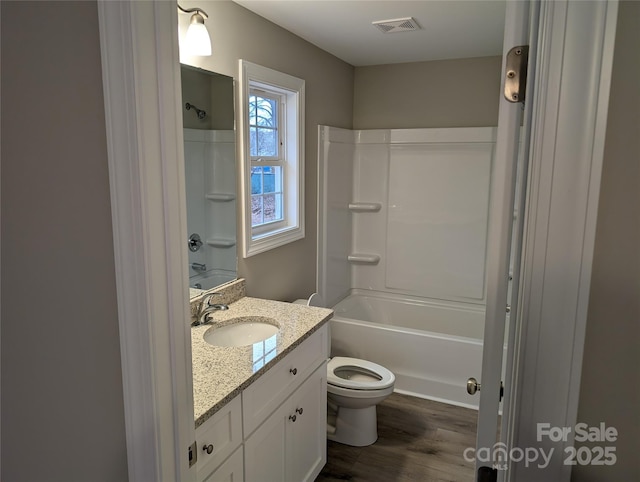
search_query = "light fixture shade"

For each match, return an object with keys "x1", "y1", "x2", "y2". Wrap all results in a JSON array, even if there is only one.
[{"x1": 184, "y1": 12, "x2": 211, "y2": 56}]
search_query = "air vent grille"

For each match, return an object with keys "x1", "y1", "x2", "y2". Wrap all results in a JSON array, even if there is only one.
[{"x1": 372, "y1": 17, "x2": 421, "y2": 34}]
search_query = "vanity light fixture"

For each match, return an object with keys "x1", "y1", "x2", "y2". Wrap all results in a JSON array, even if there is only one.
[{"x1": 178, "y1": 4, "x2": 212, "y2": 56}]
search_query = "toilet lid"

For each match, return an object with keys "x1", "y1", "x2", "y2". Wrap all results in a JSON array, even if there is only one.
[{"x1": 327, "y1": 357, "x2": 395, "y2": 390}]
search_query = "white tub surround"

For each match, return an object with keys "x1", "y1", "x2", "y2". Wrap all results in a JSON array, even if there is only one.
[
  {"x1": 317, "y1": 126, "x2": 503, "y2": 407},
  {"x1": 318, "y1": 125, "x2": 496, "y2": 308},
  {"x1": 184, "y1": 128, "x2": 237, "y2": 289}
]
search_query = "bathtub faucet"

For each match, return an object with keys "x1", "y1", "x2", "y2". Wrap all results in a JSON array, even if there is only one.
[{"x1": 191, "y1": 292, "x2": 229, "y2": 326}]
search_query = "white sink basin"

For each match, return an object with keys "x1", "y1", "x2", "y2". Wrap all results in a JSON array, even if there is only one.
[{"x1": 203, "y1": 317, "x2": 279, "y2": 347}]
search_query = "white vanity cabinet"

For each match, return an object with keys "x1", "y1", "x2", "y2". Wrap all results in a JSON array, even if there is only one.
[
  {"x1": 244, "y1": 324, "x2": 328, "y2": 482},
  {"x1": 195, "y1": 323, "x2": 329, "y2": 482},
  {"x1": 244, "y1": 363, "x2": 327, "y2": 482}
]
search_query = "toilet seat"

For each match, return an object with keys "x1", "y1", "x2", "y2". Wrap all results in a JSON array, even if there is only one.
[{"x1": 327, "y1": 357, "x2": 395, "y2": 390}]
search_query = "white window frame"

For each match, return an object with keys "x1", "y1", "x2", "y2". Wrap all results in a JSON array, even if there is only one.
[
  {"x1": 238, "y1": 60, "x2": 305, "y2": 258},
  {"x1": 248, "y1": 89, "x2": 286, "y2": 233}
]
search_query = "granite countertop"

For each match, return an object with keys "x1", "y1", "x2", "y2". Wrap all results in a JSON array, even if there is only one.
[{"x1": 191, "y1": 295, "x2": 333, "y2": 428}]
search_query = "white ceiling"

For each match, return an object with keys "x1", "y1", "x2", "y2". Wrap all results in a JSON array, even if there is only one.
[{"x1": 232, "y1": 0, "x2": 506, "y2": 66}]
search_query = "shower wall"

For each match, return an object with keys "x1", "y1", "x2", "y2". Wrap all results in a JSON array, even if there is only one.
[
  {"x1": 184, "y1": 128, "x2": 237, "y2": 287},
  {"x1": 317, "y1": 127, "x2": 354, "y2": 306},
  {"x1": 318, "y1": 125, "x2": 496, "y2": 308}
]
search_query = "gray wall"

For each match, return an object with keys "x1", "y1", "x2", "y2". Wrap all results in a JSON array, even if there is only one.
[
  {"x1": 1, "y1": 2, "x2": 128, "y2": 481},
  {"x1": 179, "y1": 0, "x2": 354, "y2": 301},
  {"x1": 353, "y1": 56, "x2": 502, "y2": 129},
  {"x1": 573, "y1": 2, "x2": 640, "y2": 480}
]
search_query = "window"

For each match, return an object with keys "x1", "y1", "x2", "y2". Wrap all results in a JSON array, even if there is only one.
[
  {"x1": 248, "y1": 91, "x2": 284, "y2": 232},
  {"x1": 239, "y1": 61, "x2": 305, "y2": 257}
]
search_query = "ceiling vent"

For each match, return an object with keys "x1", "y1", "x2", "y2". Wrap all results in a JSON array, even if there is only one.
[{"x1": 372, "y1": 17, "x2": 421, "y2": 34}]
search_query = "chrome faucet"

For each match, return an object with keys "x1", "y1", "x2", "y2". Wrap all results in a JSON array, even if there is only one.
[
  {"x1": 191, "y1": 292, "x2": 229, "y2": 326},
  {"x1": 191, "y1": 262, "x2": 207, "y2": 272}
]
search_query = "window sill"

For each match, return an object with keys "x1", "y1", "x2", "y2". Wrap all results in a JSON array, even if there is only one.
[{"x1": 244, "y1": 224, "x2": 304, "y2": 258}]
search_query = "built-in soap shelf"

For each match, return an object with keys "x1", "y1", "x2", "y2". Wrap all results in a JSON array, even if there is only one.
[
  {"x1": 348, "y1": 202, "x2": 382, "y2": 213},
  {"x1": 205, "y1": 193, "x2": 236, "y2": 202},
  {"x1": 206, "y1": 238, "x2": 236, "y2": 248},
  {"x1": 347, "y1": 254, "x2": 381, "y2": 265}
]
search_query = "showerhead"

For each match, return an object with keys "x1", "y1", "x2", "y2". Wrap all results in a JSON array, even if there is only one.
[{"x1": 185, "y1": 102, "x2": 207, "y2": 120}]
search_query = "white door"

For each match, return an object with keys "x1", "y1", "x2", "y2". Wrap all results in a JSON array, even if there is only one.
[{"x1": 470, "y1": 1, "x2": 536, "y2": 480}]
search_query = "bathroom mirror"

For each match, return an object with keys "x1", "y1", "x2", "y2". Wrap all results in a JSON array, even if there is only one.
[{"x1": 180, "y1": 64, "x2": 237, "y2": 298}]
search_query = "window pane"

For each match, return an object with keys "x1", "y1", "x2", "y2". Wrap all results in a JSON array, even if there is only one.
[
  {"x1": 249, "y1": 95, "x2": 258, "y2": 124},
  {"x1": 274, "y1": 193, "x2": 283, "y2": 221},
  {"x1": 263, "y1": 194, "x2": 276, "y2": 223},
  {"x1": 263, "y1": 193, "x2": 283, "y2": 223},
  {"x1": 255, "y1": 97, "x2": 276, "y2": 127},
  {"x1": 250, "y1": 167, "x2": 262, "y2": 195},
  {"x1": 256, "y1": 128, "x2": 277, "y2": 157},
  {"x1": 251, "y1": 196, "x2": 263, "y2": 226},
  {"x1": 263, "y1": 167, "x2": 276, "y2": 193},
  {"x1": 249, "y1": 127, "x2": 257, "y2": 157},
  {"x1": 249, "y1": 94, "x2": 279, "y2": 158}
]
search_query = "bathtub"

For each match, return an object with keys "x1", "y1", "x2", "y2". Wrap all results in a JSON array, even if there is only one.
[
  {"x1": 190, "y1": 271, "x2": 235, "y2": 291},
  {"x1": 330, "y1": 290, "x2": 486, "y2": 409}
]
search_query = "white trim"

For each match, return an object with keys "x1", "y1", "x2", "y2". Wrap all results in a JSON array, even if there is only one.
[
  {"x1": 475, "y1": 0, "x2": 530, "y2": 470},
  {"x1": 238, "y1": 60, "x2": 305, "y2": 258},
  {"x1": 510, "y1": 1, "x2": 619, "y2": 480},
  {"x1": 98, "y1": 2, "x2": 195, "y2": 481},
  {"x1": 498, "y1": 3, "x2": 541, "y2": 481}
]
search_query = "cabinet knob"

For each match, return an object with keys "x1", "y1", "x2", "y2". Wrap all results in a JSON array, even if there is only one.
[
  {"x1": 289, "y1": 367, "x2": 298, "y2": 375},
  {"x1": 295, "y1": 407, "x2": 303, "y2": 415},
  {"x1": 203, "y1": 444, "x2": 214, "y2": 455},
  {"x1": 289, "y1": 414, "x2": 297, "y2": 422}
]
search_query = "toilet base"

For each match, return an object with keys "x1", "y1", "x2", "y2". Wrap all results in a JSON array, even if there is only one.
[{"x1": 327, "y1": 405, "x2": 378, "y2": 447}]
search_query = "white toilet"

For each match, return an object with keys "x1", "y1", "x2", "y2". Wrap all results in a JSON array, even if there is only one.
[{"x1": 326, "y1": 356, "x2": 395, "y2": 447}]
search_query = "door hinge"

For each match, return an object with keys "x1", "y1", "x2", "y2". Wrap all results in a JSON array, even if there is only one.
[
  {"x1": 188, "y1": 441, "x2": 197, "y2": 468},
  {"x1": 504, "y1": 45, "x2": 529, "y2": 103}
]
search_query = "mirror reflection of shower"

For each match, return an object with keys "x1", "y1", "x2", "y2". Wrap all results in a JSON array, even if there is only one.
[
  {"x1": 180, "y1": 64, "x2": 237, "y2": 297},
  {"x1": 185, "y1": 102, "x2": 207, "y2": 120}
]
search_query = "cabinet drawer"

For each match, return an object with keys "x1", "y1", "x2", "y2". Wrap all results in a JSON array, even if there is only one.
[
  {"x1": 242, "y1": 324, "x2": 328, "y2": 436},
  {"x1": 196, "y1": 395, "x2": 242, "y2": 479}
]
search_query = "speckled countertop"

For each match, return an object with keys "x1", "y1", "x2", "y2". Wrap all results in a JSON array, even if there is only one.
[{"x1": 191, "y1": 290, "x2": 333, "y2": 428}]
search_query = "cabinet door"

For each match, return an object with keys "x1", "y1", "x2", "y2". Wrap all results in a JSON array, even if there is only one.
[
  {"x1": 243, "y1": 325, "x2": 328, "y2": 437},
  {"x1": 244, "y1": 402, "x2": 287, "y2": 482},
  {"x1": 200, "y1": 446, "x2": 243, "y2": 482},
  {"x1": 287, "y1": 363, "x2": 327, "y2": 482},
  {"x1": 196, "y1": 396, "x2": 242, "y2": 479}
]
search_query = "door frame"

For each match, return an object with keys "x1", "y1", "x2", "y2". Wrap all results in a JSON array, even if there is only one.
[
  {"x1": 97, "y1": 1, "x2": 618, "y2": 481},
  {"x1": 97, "y1": 2, "x2": 195, "y2": 481},
  {"x1": 504, "y1": 0, "x2": 618, "y2": 480}
]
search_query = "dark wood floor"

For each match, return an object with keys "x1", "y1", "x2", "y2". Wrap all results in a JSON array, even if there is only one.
[{"x1": 316, "y1": 393, "x2": 477, "y2": 482}]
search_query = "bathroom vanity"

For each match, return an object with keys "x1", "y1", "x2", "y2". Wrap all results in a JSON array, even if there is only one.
[{"x1": 190, "y1": 282, "x2": 332, "y2": 482}]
